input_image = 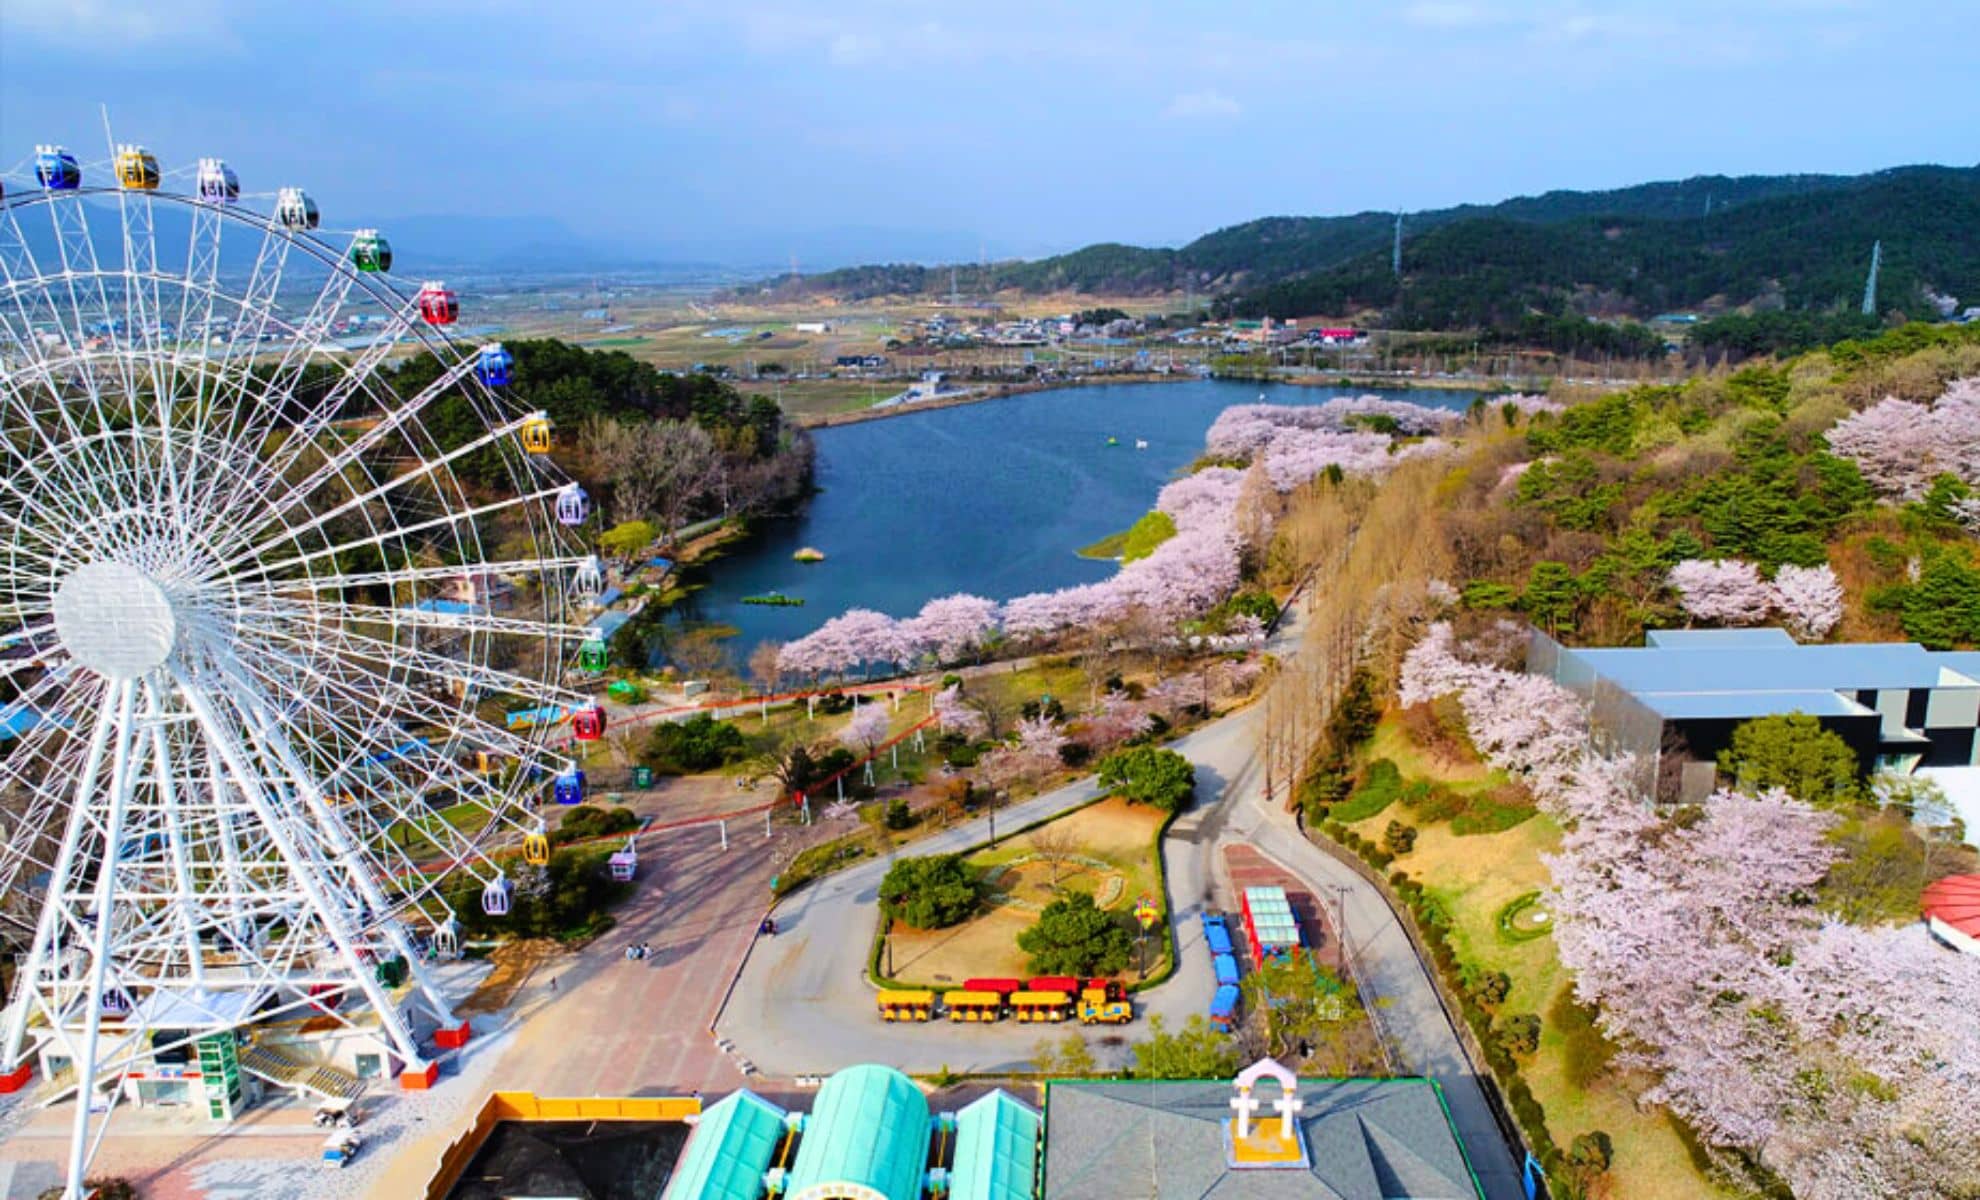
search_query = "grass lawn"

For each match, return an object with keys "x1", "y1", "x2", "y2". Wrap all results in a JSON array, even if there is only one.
[
  {"x1": 382, "y1": 800, "x2": 496, "y2": 858},
  {"x1": 884, "y1": 796, "x2": 1167, "y2": 988},
  {"x1": 1348, "y1": 717, "x2": 1739, "y2": 1200}
]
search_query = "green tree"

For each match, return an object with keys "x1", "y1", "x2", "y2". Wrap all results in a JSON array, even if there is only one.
[
  {"x1": 1017, "y1": 891, "x2": 1132, "y2": 975},
  {"x1": 878, "y1": 855, "x2": 980, "y2": 930},
  {"x1": 599, "y1": 518, "x2": 658, "y2": 558},
  {"x1": 1031, "y1": 1031, "x2": 1097, "y2": 1077},
  {"x1": 1096, "y1": 746, "x2": 1196, "y2": 812},
  {"x1": 1520, "y1": 560, "x2": 1581, "y2": 634},
  {"x1": 1565, "y1": 1131, "x2": 1615, "y2": 1196},
  {"x1": 642, "y1": 713, "x2": 746, "y2": 775},
  {"x1": 1719, "y1": 713, "x2": 1861, "y2": 807},
  {"x1": 1497, "y1": 1012, "x2": 1542, "y2": 1057},
  {"x1": 1120, "y1": 510, "x2": 1178, "y2": 563},
  {"x1": 1131, "y1": 1013, "x2": 1241, "y2": 1080},
  {"x1": 1382, "y1": 820, "x2": 1417, "y2": 856}
]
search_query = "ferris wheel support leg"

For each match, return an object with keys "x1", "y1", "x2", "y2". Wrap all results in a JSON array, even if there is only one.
[
  {"x1": 63, "y1": 680, "x2": 141, "y2": 1200},
  {"x1": 0, "y1": 686, "x2": 120, "y2": 1087},
  {"x1": 229, "y1": 691, "x2": 463, "y2": 1035},
  {"x1": 170, "y1": 670, "x2": 435, "y2": 1084}
]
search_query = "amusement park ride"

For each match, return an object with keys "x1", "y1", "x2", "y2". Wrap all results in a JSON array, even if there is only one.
[{"x1": 0, "y1": 135, "x2": 612, "y2": 1197}]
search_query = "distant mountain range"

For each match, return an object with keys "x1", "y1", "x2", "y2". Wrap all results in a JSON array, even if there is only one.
[{"x1": 745, "y1": 165, "x2": 1980, "y2": 328}]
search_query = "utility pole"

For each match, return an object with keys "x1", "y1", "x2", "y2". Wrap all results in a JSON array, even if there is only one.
[{"x1": 1862, "y1": 240, "x2": 1882, "y2": 316}]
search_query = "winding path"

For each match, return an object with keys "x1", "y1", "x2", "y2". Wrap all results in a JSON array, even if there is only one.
[{"x1": 716, "y1": 615, "x2": 1527, "y2": 1200}]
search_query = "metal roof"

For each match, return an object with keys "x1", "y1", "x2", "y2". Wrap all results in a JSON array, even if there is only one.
[
  {"x1": 785, "y1": 1064, "x2": 929, "y2": 1200},
  {"x1": 1644, "y1": 628, "x2": 1796, "y2": 649},
  {"x1": 663, "y1": 1089, "x2": 787, "y2": 1200},
  {"x1": 1923, "y1": 874, "x2": 1980, "y2": 940},
  {"x1": 949, "y1": 1090, "x2": 1039, "y2": 1200},
  {"x1": 1244, "y1": 887, "x2": 1301, "y2": 950},
  {"x1": 1568, "y1": 641, "x2": 1970, "y2": 695},
  {"x1": 1042, "y1": 1078, "x2": 1481, "y2": 1200},
  {"x1": 1639, "y1": 690, "x2": 1872, "y2": 720}
]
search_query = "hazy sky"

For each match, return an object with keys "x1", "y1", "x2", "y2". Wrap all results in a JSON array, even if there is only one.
[{"x1": 2, "y1": 0, "x2": 1971, "y2": 264}]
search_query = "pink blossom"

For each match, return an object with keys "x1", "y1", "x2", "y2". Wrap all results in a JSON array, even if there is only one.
[
  {"x1": 901, "y1": 593, "x2": 999, "y2": 662},
  {"x1": 931, "y1": 685, "x2": 986, "y2": 738},
  {"x1": 837, "y1": 702, "x2": 891, "y2": 753},
  {"x1": 1081, "y1": 690, "x2": 1153, "y2": 749},
  {"x1": 1155, "y1": 467, "x2": 1244, "y2": 533},
  {"x1": 1668, "y1": 558, "x2": 1773, "y2": 626},
  {"x1": 1769, "y1": 563, "x2": 1843, "y2": 641},
  {"x1": 1826, "y1": 377, "x2": 1980, "y2": 500}
]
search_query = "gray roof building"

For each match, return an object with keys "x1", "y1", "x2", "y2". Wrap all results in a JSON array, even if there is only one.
[{"x1": 1041, "y1": 1077, "x2": 1481, "y2": 1200}]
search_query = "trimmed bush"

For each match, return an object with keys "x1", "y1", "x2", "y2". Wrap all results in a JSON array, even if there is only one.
[{"x1": 1334, "y1": 759, "x2": 1404, "y2": 822}]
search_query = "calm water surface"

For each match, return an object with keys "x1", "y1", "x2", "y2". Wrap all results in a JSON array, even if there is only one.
[{"x1": 670, "y1": 379, "x2": 1476, "y2": 660}]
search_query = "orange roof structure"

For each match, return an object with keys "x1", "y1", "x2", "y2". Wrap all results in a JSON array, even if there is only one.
[{"x1": 1922, "y1": 874, "x2": 1980, "y2": 949}]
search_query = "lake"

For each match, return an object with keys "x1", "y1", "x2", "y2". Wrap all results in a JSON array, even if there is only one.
[{"x1": 666, "y1": 378, "x2": 1478, "y2": 661}]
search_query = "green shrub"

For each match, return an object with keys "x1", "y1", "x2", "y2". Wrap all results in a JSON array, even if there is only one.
[
  {"x1": 1382, "y1": 820, "x2": 1417, "y2": 856},
  {"x1": 1334, "y1": 759, "x2": 1403, "y2": 821},
  {"x1": 1400, "y1": 779, "x2": 1466, "y2": 823},
  {"x1": 1018, "y1": 891, "x2": 1132, "y2": 975},
  {"x1": 1465, "y1": 968, "x2": 1512, "y2": 1010},
  {"x1": 642, "y1": 713, "x2": 746, "y2": 775},
  {"x1": 1097, "y1": 746, "x2": 1195, "y2": 812},
  {"x1": 452, "y1": 846, "x2": 632, "y2": 941},
  {"x1": 879, "y1": 855, "x2": 979, "y2": 929},
  {"x1": 1498, "y1": 1012, "x2": 1542, "y2": 1057},
  {"x1": 1451, "y1": 783, "x2": 1539, "y2": 835},
  {"x1": 552, "y1": 804, "x2": 639, "y2": 846},
  {"x1": 883, "y1": 799, "x2": 915, "y2": 830}
]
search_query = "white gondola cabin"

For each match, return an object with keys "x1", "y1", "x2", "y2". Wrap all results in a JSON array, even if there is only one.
[
  {"x1": 196, "y1": 157, "x2": 240, "y2": 204},
  {"x1": 481, "y1": 876, "x2": 514, "y2": 917},
  {"x1": 572, "y1": 555, "x2": 604, "y2": 599},
  {"x1": 277, "y1": 187, "x2": 320, "y2": 231},
  {"x1": 555, "y1": 484, "x2": 590, "y2": 527}
]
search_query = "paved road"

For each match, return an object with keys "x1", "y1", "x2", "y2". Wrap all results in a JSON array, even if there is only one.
[{"x1": 719, "y1": 613, "x2": 1527, "y2": 1200}]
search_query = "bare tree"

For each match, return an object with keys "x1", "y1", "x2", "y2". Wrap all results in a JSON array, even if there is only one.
[
  {"x1": 967, "y1": 686, "x2": 1019, "y2": 741},
  {"x1": 748, "y1": 641, "x2": 783, "y2": 698},
  {"x1": 579, "y1": 416, "x2": 724, "y2": 539},
  {"x1": 1028, "y1": 822, "x2": 1082, "y2": 892}
]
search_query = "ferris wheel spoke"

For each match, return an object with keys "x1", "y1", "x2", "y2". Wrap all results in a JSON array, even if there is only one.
[
  {"x1": 215, "y1": 405, "x2": 543, "y2": 575},
  {"x1": 228, "y1": 348, "x2": 486, "y2": 545},
  {"x1": 237, "y1": 593, "x2": 593, "y2": 644},
  {"x1": 238, "y1": 607, "x2": 593, "y2": 718},
  {"x1": 220, "y1": 482, "x2": 574, "y2": 588},
  {"x1": 239, "y1": 555, "x2": 592, "y2": 599}
]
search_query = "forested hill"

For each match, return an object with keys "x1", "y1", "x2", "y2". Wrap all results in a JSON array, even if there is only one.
[{"x1": 745, "y1": 165, "x2": 1980, "y2": 327}]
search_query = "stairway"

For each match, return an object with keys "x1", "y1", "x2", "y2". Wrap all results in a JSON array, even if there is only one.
[{"x1": 239, "y1": 1043, "x2": 364, "y2": 1100}]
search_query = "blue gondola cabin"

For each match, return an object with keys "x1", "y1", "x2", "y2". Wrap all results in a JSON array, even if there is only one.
[
  {"x1": 477, "y1": 344, "x2": 515, "y2": 388},
  {"x1": 35, "y1": 145, "x2": 80, "y2": 190},
  {"x1": 553, "y1": 767, "x2": 585, "y2": 806}
]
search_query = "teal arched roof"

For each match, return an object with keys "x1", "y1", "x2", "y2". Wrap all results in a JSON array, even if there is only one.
[
  {"x1": 663, "y1": 1089, "x2": 787, "y2": 1200},
  {"x1": 950, "y1": 1089, "x2": 1039, "y2": 1200},
  {"x1": 785, "y1": 1063, "x2": 930, "y2": 1200}
]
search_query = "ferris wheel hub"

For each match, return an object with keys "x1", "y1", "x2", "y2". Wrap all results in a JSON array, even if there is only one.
[{"x1": 51, "y1": 562, "x2": 180, "y2": 680}]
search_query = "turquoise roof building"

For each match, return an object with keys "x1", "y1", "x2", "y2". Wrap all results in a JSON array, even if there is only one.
[
  {"x1": 663, "y1": 1089, "x2": 788, "y2": 1200},
  {"x1": 950, "y1": 1090, "x2": 1040, "y2": 1200},
  {"x1": 784, "y1": 1064, "x2": 931, "y2": 1200}
]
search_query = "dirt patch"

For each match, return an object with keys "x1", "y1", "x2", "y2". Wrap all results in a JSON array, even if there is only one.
[
  {"x1": 459, "y1": 939, "x2": 561, "y2": 1016},
  {"x1": 887, "y1": 909, "x2": 1032, "y2": 984},
  {"x1": 1002, "y1": 796, "x2": 1164, "y2": 864},
  {"x1": 983, "y1": 859, "x2": 1126, "y2": 912}
]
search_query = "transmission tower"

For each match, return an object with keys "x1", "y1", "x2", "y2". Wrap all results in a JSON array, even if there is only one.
[
  {"x1": 1861, "y1": 240, "x2": 1882, "y2": 315},
  {"x1": 1392, "y1": 212, "x2": 1404, "y2": 277}
]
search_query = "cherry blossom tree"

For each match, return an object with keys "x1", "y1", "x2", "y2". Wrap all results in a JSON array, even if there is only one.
[
  {"x1": 931, "y1": 685, "x2": 987, "y2": 738},
  {"x1": 1155, "y1": 467, "x2": 1244, "y2": 533},
  {"x1": 1013, "y1": 713, "x2": 1068, "y2": 769},
  {"x1": 1081, "y1": 690, "x2": 1153, "y2": 749},
  {"x1": 902, "y1": 592, "x2": 1000, "y2": 662},
  {"x1": 1769, "y1": 563, "x2": 1843, "y2": 641},
  {"x1": 1826, "y1": 377, "x2": 1980, "y2": 500},
  {"x1": 1668, "y1": 558, "x2": 1773, "y2": 626},
  {"x1": 838, "y1": 701, "x2": 892, "y2": 759}
]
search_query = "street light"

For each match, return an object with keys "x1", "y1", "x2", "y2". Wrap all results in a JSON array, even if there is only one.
[{"x1": 1332, "y1": 884, "x2": 1352, "y2": 974}]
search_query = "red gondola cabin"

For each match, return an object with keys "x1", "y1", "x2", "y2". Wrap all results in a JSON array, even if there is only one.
[
  {"x1": 572, "y1": 705, "x2": 606, "y2": 741},
  {"x1": 416, "y1": 281, "x2": 459, "y2": 326}
]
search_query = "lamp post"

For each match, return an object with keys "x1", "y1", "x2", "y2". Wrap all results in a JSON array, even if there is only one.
[{"x1": 1331, "y1": 884, "x2": 1351, "y2": 974}]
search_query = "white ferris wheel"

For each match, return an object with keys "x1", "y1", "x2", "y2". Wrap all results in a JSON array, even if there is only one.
[{"x1": 0, "y1": 138, "x2": 610, "y2": 1194}]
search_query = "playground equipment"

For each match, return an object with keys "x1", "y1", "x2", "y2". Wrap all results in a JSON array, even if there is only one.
[{"x1": 876, "y1": 991, "x2": 935, "y2": 1022}]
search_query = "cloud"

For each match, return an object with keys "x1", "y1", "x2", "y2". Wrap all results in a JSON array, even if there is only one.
[
  {"x1": 1164, "y1": 89, "x2": 1241, "y2": 120},
  {"x1": 2, "y1": 0, "x2": 241, "y2": 50}
]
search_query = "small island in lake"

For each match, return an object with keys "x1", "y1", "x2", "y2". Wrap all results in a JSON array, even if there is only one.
[
  {"x1": 741, "y1": 592, "x2": 805, "y2": 607},
  {"x1": 793, "y1": 546, "x2": 826, "y2": 563}
]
